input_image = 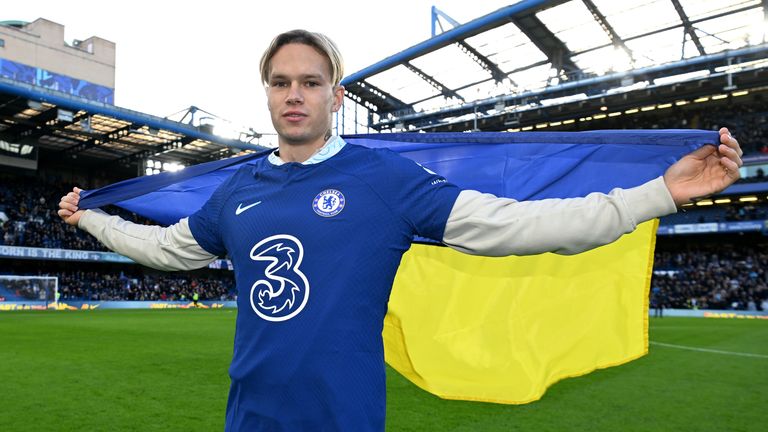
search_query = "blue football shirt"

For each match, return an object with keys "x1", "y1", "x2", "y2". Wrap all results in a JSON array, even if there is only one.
[{"x1": 188, "y1": 139, "x2": 461, "y2": 431}]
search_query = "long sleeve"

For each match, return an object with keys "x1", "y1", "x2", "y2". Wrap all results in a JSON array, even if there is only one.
[
  {"x1": 77, "y1": 209, "x2": 218, "y2": 271},
  {"x1": 442, "y1": 176, "x2": 677, "y2": 256}
]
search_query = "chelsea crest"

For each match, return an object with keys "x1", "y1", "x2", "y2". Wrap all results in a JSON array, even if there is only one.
[{"x1": 313, "y1": 189, "x2": 345, "y2": 217}]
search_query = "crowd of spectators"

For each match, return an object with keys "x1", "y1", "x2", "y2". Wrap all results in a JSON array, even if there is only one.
[
  {"x1": 696, "y1": 101, "x2": 768, "y2": 156},
  {"x1": 5, "y1": 237, "x2": 768, "y2": 309},
  {"x1": 566, "y1": 99, "x2": 768, "y2": 155},
  {"x1": 1, "y1": 270, "x2": 235, "y2": 302},
  {"x1": 724, "y1": 203, "x2": 767, "y2": 222},
  {"x1": 652, "y1": 243, "x2": 768, "y2": 311},
  {"x1": 0, "y1": 278, "x2": 50, "y2": 301},
  {"x1": 55, "y1": 271, "x2": 236, "y2": 302},
  {"x1": 1, "y1": 175, "x2": 155, "y2": 251},
  {"x1": 661, "y1": 201, "x2": 768, "y2": 225},
  {"x1": 6, "y1": 244, "x2": 768, "y2": 309}
]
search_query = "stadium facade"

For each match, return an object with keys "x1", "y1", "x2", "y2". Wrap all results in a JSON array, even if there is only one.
[{"x1": 0, "y1": 18, "x2": 115, "y2": 103}]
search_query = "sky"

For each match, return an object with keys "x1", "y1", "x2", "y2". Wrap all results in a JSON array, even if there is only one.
[{"x1": 3, "y1": 0, "x2": 516, "y2": 141}]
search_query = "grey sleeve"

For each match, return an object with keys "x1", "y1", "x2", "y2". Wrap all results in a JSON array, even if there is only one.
[
  {"x1": 442, "y1": 176, "x2": 677, "y2": 256},
  {"x1": 77, "y1": 209, "x2": 218, "y2": 271}
]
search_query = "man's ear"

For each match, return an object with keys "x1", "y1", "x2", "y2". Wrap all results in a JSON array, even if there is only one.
[{"x1": 331, "y1": 85, "x2": 345, "y2": 112}]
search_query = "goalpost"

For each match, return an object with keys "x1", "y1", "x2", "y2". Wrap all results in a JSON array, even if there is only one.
[{"x1": 0, "y1": 275, "x2": 59, "y2": 306}]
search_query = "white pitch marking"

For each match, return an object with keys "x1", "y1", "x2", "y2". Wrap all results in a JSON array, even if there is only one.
[{"x1": 650, "y1": 341, "x2": 768, "y2": 359}]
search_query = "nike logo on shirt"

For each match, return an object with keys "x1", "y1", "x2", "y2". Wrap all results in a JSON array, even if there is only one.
[{"x1": 235, "y1": 201, "x2": 262, "y2": 215}]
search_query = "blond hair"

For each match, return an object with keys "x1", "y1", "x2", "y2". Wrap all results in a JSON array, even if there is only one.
[{"x1": 259, "y1": 29, "x2": 344, "y2": 87}]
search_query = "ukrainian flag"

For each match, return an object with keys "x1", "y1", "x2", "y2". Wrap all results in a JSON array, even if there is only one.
[{"x1": 79, "y1": 130, "x2": 717, "y2": 403}]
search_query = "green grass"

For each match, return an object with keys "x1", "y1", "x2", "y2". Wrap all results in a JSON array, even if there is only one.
[{"x1": 0, "y1": 311, "x2": 766, "y2": 431}]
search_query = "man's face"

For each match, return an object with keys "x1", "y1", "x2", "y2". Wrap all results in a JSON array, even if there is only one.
[{"x1": 266, "y1": 43, "x2": 343, "y2": 147}]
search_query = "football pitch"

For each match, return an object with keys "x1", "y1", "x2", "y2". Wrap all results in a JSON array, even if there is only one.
[{"x1": 1, "y1": 310, "x2": 765, "y2": 431}]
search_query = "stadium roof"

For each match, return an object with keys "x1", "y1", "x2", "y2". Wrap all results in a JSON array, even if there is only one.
[
  {"x1": 341, "y1": 0, "x2": 768, "y2": 132},
  {"x1": 0, "y1": 77, "x2": 267, "y2": 169}
]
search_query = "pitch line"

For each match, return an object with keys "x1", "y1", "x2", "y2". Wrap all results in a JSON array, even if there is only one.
[{"x1": 650, "y1": 341, "x2": 768, "y2": 359}]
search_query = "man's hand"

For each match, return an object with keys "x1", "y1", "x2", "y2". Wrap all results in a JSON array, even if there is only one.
[
  {"x1": 58, "y1": 187, "x2": 85, "y2": 226},
  {"x1": 663, "y1": 127, "x2": 743, "y2": 207}
]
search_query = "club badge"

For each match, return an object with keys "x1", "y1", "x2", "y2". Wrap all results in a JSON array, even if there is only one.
[{"x1": 313, "y1": 189, "x2": 345, "y2": 217}]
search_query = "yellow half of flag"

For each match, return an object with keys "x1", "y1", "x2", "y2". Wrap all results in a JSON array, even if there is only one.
[{"x1": 383, "y1": 219, "x2": 656, "y2": 403}]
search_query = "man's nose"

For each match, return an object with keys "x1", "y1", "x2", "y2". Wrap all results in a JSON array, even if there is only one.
[{"x1": 286, "y1": 83, "x2": 303, "y2": 104}]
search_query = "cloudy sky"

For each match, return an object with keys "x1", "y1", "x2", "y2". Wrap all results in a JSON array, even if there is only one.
[{"x1": 3, "y1": 0, "x2": 515, "y2": 138}]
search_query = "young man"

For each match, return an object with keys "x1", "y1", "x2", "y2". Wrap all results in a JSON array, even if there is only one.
[{"x1": 59, "y1": 30, "x2": 743, "y2": 431}]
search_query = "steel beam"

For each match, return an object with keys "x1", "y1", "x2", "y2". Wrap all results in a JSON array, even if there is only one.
[
  {"x1": 670, "y1": 0, "x2": 706, "y2": 56},
  {"x1": 582, "y1": 0, "x2": 635, "y2": 62},
  {"x1": 511, "y1": 13, "x2": 582, "y2": 77},
  {"x1": 403, "y1": 62, "x2": 464, "y2": 101},
  {"x1": 456, "y1": 41, "x2": 508, "y2": 83}
]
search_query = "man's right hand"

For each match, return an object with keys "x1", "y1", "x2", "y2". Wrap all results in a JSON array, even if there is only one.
[{"x1": 58, "y1": 187, "x2": 85, "y2": 226}]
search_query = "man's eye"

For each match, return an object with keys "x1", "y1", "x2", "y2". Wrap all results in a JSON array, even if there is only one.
[
  {"x1": 271, "y1": 82, "x2": 288, "y2": 88},
  {"x1": 306, "y1": 81, "x2": 319, "y2": 87}
]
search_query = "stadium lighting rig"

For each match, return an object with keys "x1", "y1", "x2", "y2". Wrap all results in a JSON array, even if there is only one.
[
  {"x1": 504, "y1": 87, "x2": 763, "y2": 133},
  {"x1": 145, "y1": 159, "x2": 185, "y2": 176},
  {"x1": 688, "y1": 195, "x2": 764, "y2": 207}
]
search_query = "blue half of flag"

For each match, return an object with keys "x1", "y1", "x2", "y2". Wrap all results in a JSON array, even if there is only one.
[{"x1": 78, "y1": 130, "x2": 718, "y2": 225}]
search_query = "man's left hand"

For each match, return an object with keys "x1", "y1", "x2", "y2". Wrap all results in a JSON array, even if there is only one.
[{"x1": 664, "y1": 127, "x2": 743, "y2": 207}]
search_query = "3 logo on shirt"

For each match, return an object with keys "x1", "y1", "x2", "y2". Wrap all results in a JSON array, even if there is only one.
[
  {"x1": 312, "y1": 189, "x2": 345, "y2": 217},
  {"x1": 249, "y1": 234, "x2": 310, "y2": 321}
]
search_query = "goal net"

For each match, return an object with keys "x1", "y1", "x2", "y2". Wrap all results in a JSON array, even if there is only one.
[{"x1": 0, "y1": 275, "x2": 59, "y2": 305}]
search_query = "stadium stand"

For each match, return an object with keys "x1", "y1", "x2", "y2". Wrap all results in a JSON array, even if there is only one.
[
  {"x1": 0, "y1": 259, "x2": 236, "y2": 301},
  {"x1": 1, "y1": 162, "x2": 766, "y2": 309},
  {"x1": 653, "y1": 240, "x2": 768, "y2": 311},
  {"x1": 0, "y1": 174, "x2": 157, "y2": 251},
  {"x1": 659, "y1": 200, "x2": 768, "y2": 224},
  {"x1": 51, "y1": 271, "x2": 236, "y2": 302},
  {"x1": 551, "y1": 100, "x2": 768, "y2": 155},
  {"x1": 2, "y1": 2, "x2": 768, "y2": 312}
]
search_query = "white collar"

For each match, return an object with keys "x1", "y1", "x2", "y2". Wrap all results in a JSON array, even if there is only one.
[{"x1": 268, "y1": 136, "x2": 347, "y2": 166}]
